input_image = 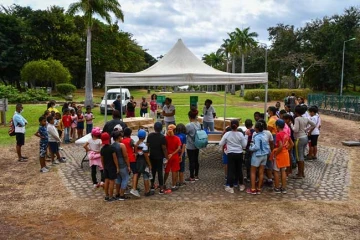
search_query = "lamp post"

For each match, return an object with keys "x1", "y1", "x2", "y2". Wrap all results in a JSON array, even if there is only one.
[{"x1": 340, "y1": 37, "x2": 356, "y2": 96}]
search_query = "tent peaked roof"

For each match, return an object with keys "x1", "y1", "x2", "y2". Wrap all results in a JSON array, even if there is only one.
[
  {"x1": 105, "y1": 39, "x2": 268, "y2": 86},
  {"x1": 140, "y1": 39, "x2": 224, "y2": 74}
]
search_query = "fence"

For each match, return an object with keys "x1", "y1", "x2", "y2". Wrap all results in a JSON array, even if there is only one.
[{"x1": 307, "y1": 94, "x2": 360, "y2": 114}]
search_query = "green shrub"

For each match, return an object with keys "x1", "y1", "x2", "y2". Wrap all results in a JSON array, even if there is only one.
[
  {"x1": 244, "y1": 89, "x2": 313, "y2": 101},
  {"x1": 56, "y1": 83, "x2": 76, "y2": 96},
  {"x1": 0, "y1": 85, "x2": 51, "y2": 103},
  {"x1": 0, "y1": 85, "x2": 19, "y2": 101},
  {"x1": 26, "y1": 88, "x2": 50, "y2": 101}
]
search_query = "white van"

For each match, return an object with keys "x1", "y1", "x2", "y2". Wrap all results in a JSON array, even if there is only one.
[{"x1": 100, "y1": 88, "x2": 131, "y2": 114}]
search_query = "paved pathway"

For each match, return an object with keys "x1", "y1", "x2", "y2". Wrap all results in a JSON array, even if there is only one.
[{"x1": 58, "y1": 143, "x2": 350, "y2": 202}]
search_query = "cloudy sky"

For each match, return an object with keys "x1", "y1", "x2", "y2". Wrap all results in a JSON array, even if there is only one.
[{"x1": 3, "y1": 0, "x2": 359, "y2": 58}]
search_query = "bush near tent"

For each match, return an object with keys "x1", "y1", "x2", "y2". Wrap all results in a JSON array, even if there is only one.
[
  {"x1": 244, "y1": 89, "x2": 312, "y2": 102},
  {"x1": 0, "y1": 85, "x2": 49, "y2": 103}
]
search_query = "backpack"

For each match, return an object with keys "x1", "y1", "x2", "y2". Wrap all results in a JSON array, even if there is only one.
[
  {"x1": 8, "y1": 118, "x2": 15, "y2": 136},
  {"x1": 191, "y1": 123, "x2": 208, "y2": 149}
]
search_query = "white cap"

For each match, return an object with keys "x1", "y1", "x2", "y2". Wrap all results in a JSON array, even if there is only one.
[{"x1": 113, "y1": 124, "x2": 123, "y2": 131}]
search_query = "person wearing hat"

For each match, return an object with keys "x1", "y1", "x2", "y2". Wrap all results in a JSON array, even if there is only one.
[
  {"x1": 84, "y1": 127, "x2": 104, "y2": 188},
  {"x1": 140, "y1": 96, "x2": 149, "y2": 117},
  {"x1": 102, "y1": 110, "x2": 127, "y2": 136},
  {"x1": 271, "y1": 119, "x2": 294, "y2": 194},
  {"x1": 100, "y1": 132, "x2": 119, "y2": 202},
  {"x1": 147, "y1": 122, "x2": 167, "y2": 194}
]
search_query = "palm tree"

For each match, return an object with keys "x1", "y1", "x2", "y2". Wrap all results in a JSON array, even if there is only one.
[
  {"x1": 218, "y1": 38, "x2": 232, "y2": 92},
  {"x1": 231, "y1": 27, "x2": 258, "y2": 96},
  {"x1": 202, "y1": 52, "x2": 224, "y2": 91},
  {"x1": 67, "y1": 0, "x2": 124, "y2": 107},
  {"x1": 227, "y1": 32, "x2": 241, "y2": 94}
]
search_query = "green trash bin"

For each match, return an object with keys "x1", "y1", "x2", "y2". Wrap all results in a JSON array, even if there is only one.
[{"x1": 190, "y1": 96, "x2": 198, "y2": 110}]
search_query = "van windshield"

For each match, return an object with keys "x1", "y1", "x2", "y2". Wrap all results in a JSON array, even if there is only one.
[{"x1": 106, "y1": 93, "x2": 124, "y2": 100}]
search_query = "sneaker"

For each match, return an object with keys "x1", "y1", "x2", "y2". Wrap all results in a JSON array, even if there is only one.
[
  {"x1": 244, "y1": 177, "x2": 250, "y2": 183},
  {"x1": 185, "y1": 178, "x2": 195, "y2": 183},
  {"x1": 104, "y1": 196, "x2": 110, "y2": 201},
  {"x1": 164, "y1": 189, "x2": 172, "y2": 194},
  {"x1": 274, "y1": 188, "x2": 281, "y2": 194},
  {"x1": 40, "y1": 167, "x2": 49, "y2": 173},
  {"x1": 118, "y1": 195, "x2": 130, "y2": 201},
  {"x1": 93, "y1": 184, "x2": 98, "y2": 189},
  {"x1": 246, "y1": 188, "x2": 256, "y2": 195},
  {"x1": 234, "y1": 184, "x2": 239, "y2": 188},
  {"x1": 58, "y1": 158, "x2": 66, "y2": 163},
  {"x1": 281, "y1": 188, "x2": 287, "y2": 194},
  {"x1": 150, "y1": 187, "x2": 155, "y2": 192},
  {"x1": 130, "y1": 189, "x2": 140, "y2": 197},
  {"x1": 59, "y1": 147, "x2": 63, "y2": 150},
  {"x1": 45, "y1": 165, "x2": 51, "y2": 169},
  {"x1": 179, "y1": 182, "x2": 187, "y2": 187},
  {"x1": 256, "y1": 189, "x2": 262, "y2": 195},
  {"x1": 194, "y1": 176, "x2": 200, "y2": 181},
  {"x1": 53, "y1": 159, "x2": 60, "y2": 164},
  {"x1": 225, "y1": 186, "x2": 234, "y2": 193},
  {"x1": 171, "y1": 186, "x2": 179, "y2": 191},
  {"x1": 159, "y1": 189, "x2": 165, "y2": 195},
  {"x1": 145, "y1": 191, "x2": 152, "y2": 197},
  {"x1": 239, "y1": 185, "x2": 246, "y2": 192}
]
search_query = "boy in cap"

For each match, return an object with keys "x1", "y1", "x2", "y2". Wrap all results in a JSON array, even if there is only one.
[{"x1": 100, "y1": 132, "x2": 119, "y2": 202}]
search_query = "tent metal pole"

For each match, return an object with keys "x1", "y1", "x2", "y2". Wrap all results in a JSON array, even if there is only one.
[
  {"x1": 105, "y1": 85, "x2": 108, "y2": 122},
  {"x1": 264, "y1": 83, "x2": 268, "y2": 117},
  {"x1": 120, "y1": 86, "x2": 122, "y2": 119},
  {"x1": 223, "y1": 86, "x2": 226, "y2": 130}
]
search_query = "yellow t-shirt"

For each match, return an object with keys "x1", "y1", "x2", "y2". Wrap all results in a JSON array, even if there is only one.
[
  {"x1": 48, "y1": 107, "x2": 59, "y2": 113},
  {"x1": 267, "y1": 116, "x2": 278, "y2": 135}
]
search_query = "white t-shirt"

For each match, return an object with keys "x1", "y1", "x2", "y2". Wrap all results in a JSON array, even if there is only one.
[
  {"x1": 309, "y1": 115, "x2": 320, "y2": 135},
  {"x1": 163, "y1": 104, "x2": 175, "y2": 123},
  {"x1": 252, "y1": 130, "x2": 274, "y2": 142},
  {"x1": 202, "y1": 106, "x2": 216, "y2": 122},
  {"x1": 88, "y1": 138, "x2": 102, "y2": 152},
  {"x1": 219, "y1": 131, "x2": 247, "y2": 153}
]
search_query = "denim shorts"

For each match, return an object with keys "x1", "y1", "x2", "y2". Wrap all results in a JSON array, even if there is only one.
[
  {"x1": 265, "y1": 156, "x2": 273, "y2": 170},
  {"x1": 251, "y1": 155, "x2": 267, "y2": 167},
  {"x1": 179, "y1": 154, "x2": 185, "y2": 172},
  {"x1": 222, "y1": 153, "x2": 228, "y2": 164},
  {"x1": 115, "y1": 167, "x2": 130, "y2": 189}
]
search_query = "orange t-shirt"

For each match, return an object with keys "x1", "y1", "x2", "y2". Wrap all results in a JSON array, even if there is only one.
[{"x1": 267, "y1": 115, "x2": 278, "y2": 135}]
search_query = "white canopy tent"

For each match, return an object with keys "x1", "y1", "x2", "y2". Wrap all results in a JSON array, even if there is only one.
[{"x1": 104, "y1": 39, "x2": 268, "y2": 124}]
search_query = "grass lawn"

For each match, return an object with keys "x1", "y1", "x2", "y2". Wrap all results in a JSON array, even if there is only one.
[{"x1": 0, "y1": 89, "x2": 263, "y2": 145}]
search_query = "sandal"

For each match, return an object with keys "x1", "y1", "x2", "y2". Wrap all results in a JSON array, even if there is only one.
[
  {"x1": 18, "y1": 158, "x2": 28, "y2": 162},
  {"x1": 21, "y1": 156, "x2": 28, "y2": 159}
]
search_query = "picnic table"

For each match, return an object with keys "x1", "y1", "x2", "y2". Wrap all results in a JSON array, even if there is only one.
[
  {"x1": 197, "y1": 117, "x2": 242, "y2": 131},
  {"x1": 122, "y1": 117, "x2": 154, "y2": 130}
]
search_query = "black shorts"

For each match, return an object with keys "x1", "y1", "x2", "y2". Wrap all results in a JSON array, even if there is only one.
[
  {"x1": 57, "y1": 130, "x2": 63, "y2": 138},
  {"x1": 104, "y1": 167, "x2": 117, "y2": 180},
  {"x1": 48, "y1": 142, "x2": 59, "y2": 154},
  {"x1": 16, "y1": 133, "x2": 25, "y2": 146},
  {"x1": 309, "y1": 135, "x2": 319, "y2": 146}
]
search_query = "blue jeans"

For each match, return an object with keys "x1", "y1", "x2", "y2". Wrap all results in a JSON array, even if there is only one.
[
  {"x1": 203, "y1": 121, "x2": 214, "y2": 131},
  {"x1": 86, "y1": 123, "x2": 93, "y2": 134},
  {"x1": 64, "y1": 127, "x2": 70, "y2": 143},
  {"x1": 115, "y1": 167, "x2": 130, "y2": 189}
]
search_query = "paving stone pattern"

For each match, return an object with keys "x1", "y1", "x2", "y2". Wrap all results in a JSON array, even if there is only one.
[{"x1": 58, "y1": 144, "x2": 350, "y2": 202}]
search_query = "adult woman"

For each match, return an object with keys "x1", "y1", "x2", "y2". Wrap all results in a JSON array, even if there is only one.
[
  {"x1": 219, "y1": 119, "x2": 247, "y2": 193},
  {"x1": 140, "y1": 97, "x2": 148, "y2": 117},
  {"x1": 149, "y1": 94, "x2": 157, "y2": 119},
  {"x1": 47, "y1": 100, "x2": 59, "y2": 113},
  {"x1": 202, "y1": 99, "x2": 216, "y2": 132},
  {"x1": 126, "y1": 96, "x2": 136, "y2": 118},
  {"x1": 162, "y1": 97, "x2": 175, "y2": 129},
  {"x1": 185, "y1": 110, "x2": 201, "y2": 182},
  {"x1": 292, "y1": 105, "x2": 315, "y2": 179}
]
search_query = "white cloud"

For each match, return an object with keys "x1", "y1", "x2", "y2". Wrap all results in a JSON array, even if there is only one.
[{"x1": 2, "y1": 0, "x2": 359, "y2": 59}]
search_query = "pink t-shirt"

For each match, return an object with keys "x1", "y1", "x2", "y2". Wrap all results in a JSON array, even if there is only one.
[
  {"x1": 150, "y1": 100, "x2": 157, "y2": 112},
  {"x1": 284, "y1": 123, "x2": 291, "y2": 137},
  {"x1": 71, "y1": 115, "x2": 78, "y2": 128}
]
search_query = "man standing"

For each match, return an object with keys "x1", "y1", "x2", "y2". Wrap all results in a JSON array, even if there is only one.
[
  {"x1": 111, "y1": 95, "x2": 122, "y2": 113},
  {"x1": 102, "y1": 110, "x2": 127, "y2": 136},
  {"x1": 140, "y1": 97, "x2": 148, "y2": 117},
  {"x1": 13, "y1": 103, "x2": 28, "y2": 162}
]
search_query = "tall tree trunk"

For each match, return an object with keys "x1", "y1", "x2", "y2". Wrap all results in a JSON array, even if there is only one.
[
  {"x1": 226, "y1": 60, "x2": 230, "y2": 93},
  {"x1": 240, "y1": 54, "x2": 245, "y2": 97},
  {"x1": 85, "y1": 27, "x2": 93, "y2": 107},
  {"x1": 231, "y1": 58, "x2": 235, "y2": 95}
]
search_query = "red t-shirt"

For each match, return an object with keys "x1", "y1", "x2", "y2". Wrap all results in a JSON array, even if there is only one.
[
  {"x1": 275, "y1": 131, "x2": 290, "y2": 150},
  {"x1": 62, "y1": 115, "x2": 72, "y2": 128},
  {"x1": 150, "y1": 100, "x2": 157, "y2": 112},
  {"x1": 165, "y1": 135, "x2": 181, "y2": 161},
  {"x1": 122, "y1": 137, "x2": 135, "y2": 162}
]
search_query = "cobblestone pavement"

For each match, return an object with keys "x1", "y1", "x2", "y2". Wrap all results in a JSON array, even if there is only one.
[{"x1": 58, "y1": 143, "x2": 350, "y2": 202}]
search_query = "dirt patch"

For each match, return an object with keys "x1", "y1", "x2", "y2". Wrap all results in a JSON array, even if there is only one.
[{"x1": 0, "y1": 113, "x2": 359, "y2": 239}]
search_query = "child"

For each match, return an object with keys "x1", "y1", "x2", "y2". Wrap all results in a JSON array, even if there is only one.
[
  {"x1": 43, "y1": 110, "x2": 51, "y2": 118},
  {"x1": 35, "y1": 116, "x2": 49, "y2": 173},
  {"x1": 247, "y1": 121, "x2": 270, "y2": 194},
  {"x1": 244, "y1": 119, "x2": 255, "y2": 183},
  {"x1": 284, "y1": 104, "x2": 294, "y2": 117},
  {"x1": 267, "y1": 106, "x2": 279, "y2": 141},
  {"x1": 175, "y1": 123, "x2": 187, "y2": 187},
  {"x1": 121, "y1": 128, "x2": 138, "y2": 197},
  {"x1": 55, "y1": 112, "x2": 64, "y2": 143},
  {"x1": 164, "y1": 124, "x2": 181, "y2": 192},
  {"x1": 112, "y1": 130, "x2": 130, "y2": 200},
  {"x1": 84, "y1": 127, "x2": 104, "y2": 188},
  {"x1": 307, "y1": 106, "x2": 320, "y2": 160},
  {"x1": 47, "y1": 116, "x2": 65, "y2": 165},
  {"x1": 275, "y1": 102, "x2": 281, "y2": 117},
  {"x1": 136, "y1": 130, "x2": 153, "y2": 196},
  {"x1": 272, "y1": 119, "x2": 294, "y2": 194},
  {"x1": 76, "y1": 109, "x2": 84, "y2": 139},
  {"x1": 62, "y1": 108, "x2": 72, "y2": 144},
  {"x1": 70, "y1": 109, "x2": 78, "y2": 141},
  {"x1": 254, "y1": 112, "x2": 261, "y2": 122},
  {"x1": 84, "y1": 106, "x2": 94, "y2": 134},
  {"x1": 219, "y1": 120, "x2": 247, "y2": 193},
  {"x1": 100, "y1": 132, "x2": 119, "y2": 202},
  {"x1": 222, "y1": 126, "x2": 231, "y2": 185},
  {"x1": 279, "y1": 110, "x2": 291, "y2": 137}
]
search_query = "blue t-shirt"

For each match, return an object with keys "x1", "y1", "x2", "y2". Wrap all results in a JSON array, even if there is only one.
[
  {"x1": 38, "y1": 126, "x2": 48, "y2": 144},
  {"x1": 175, "y1": 133, "x2": 186, "y2": 156}
]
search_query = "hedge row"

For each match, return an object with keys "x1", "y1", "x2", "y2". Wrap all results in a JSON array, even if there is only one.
[
  {"x1": 244, "y1": 89, "x2": 312, "y2": 102},
  {"x1": 0, "y1": 85, "x2": 50, "y2": 103}
]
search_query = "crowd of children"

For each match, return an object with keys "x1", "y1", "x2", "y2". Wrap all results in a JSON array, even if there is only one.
[{"x1": 35, "y1": 99, "x2": 320, "y2": 201}]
